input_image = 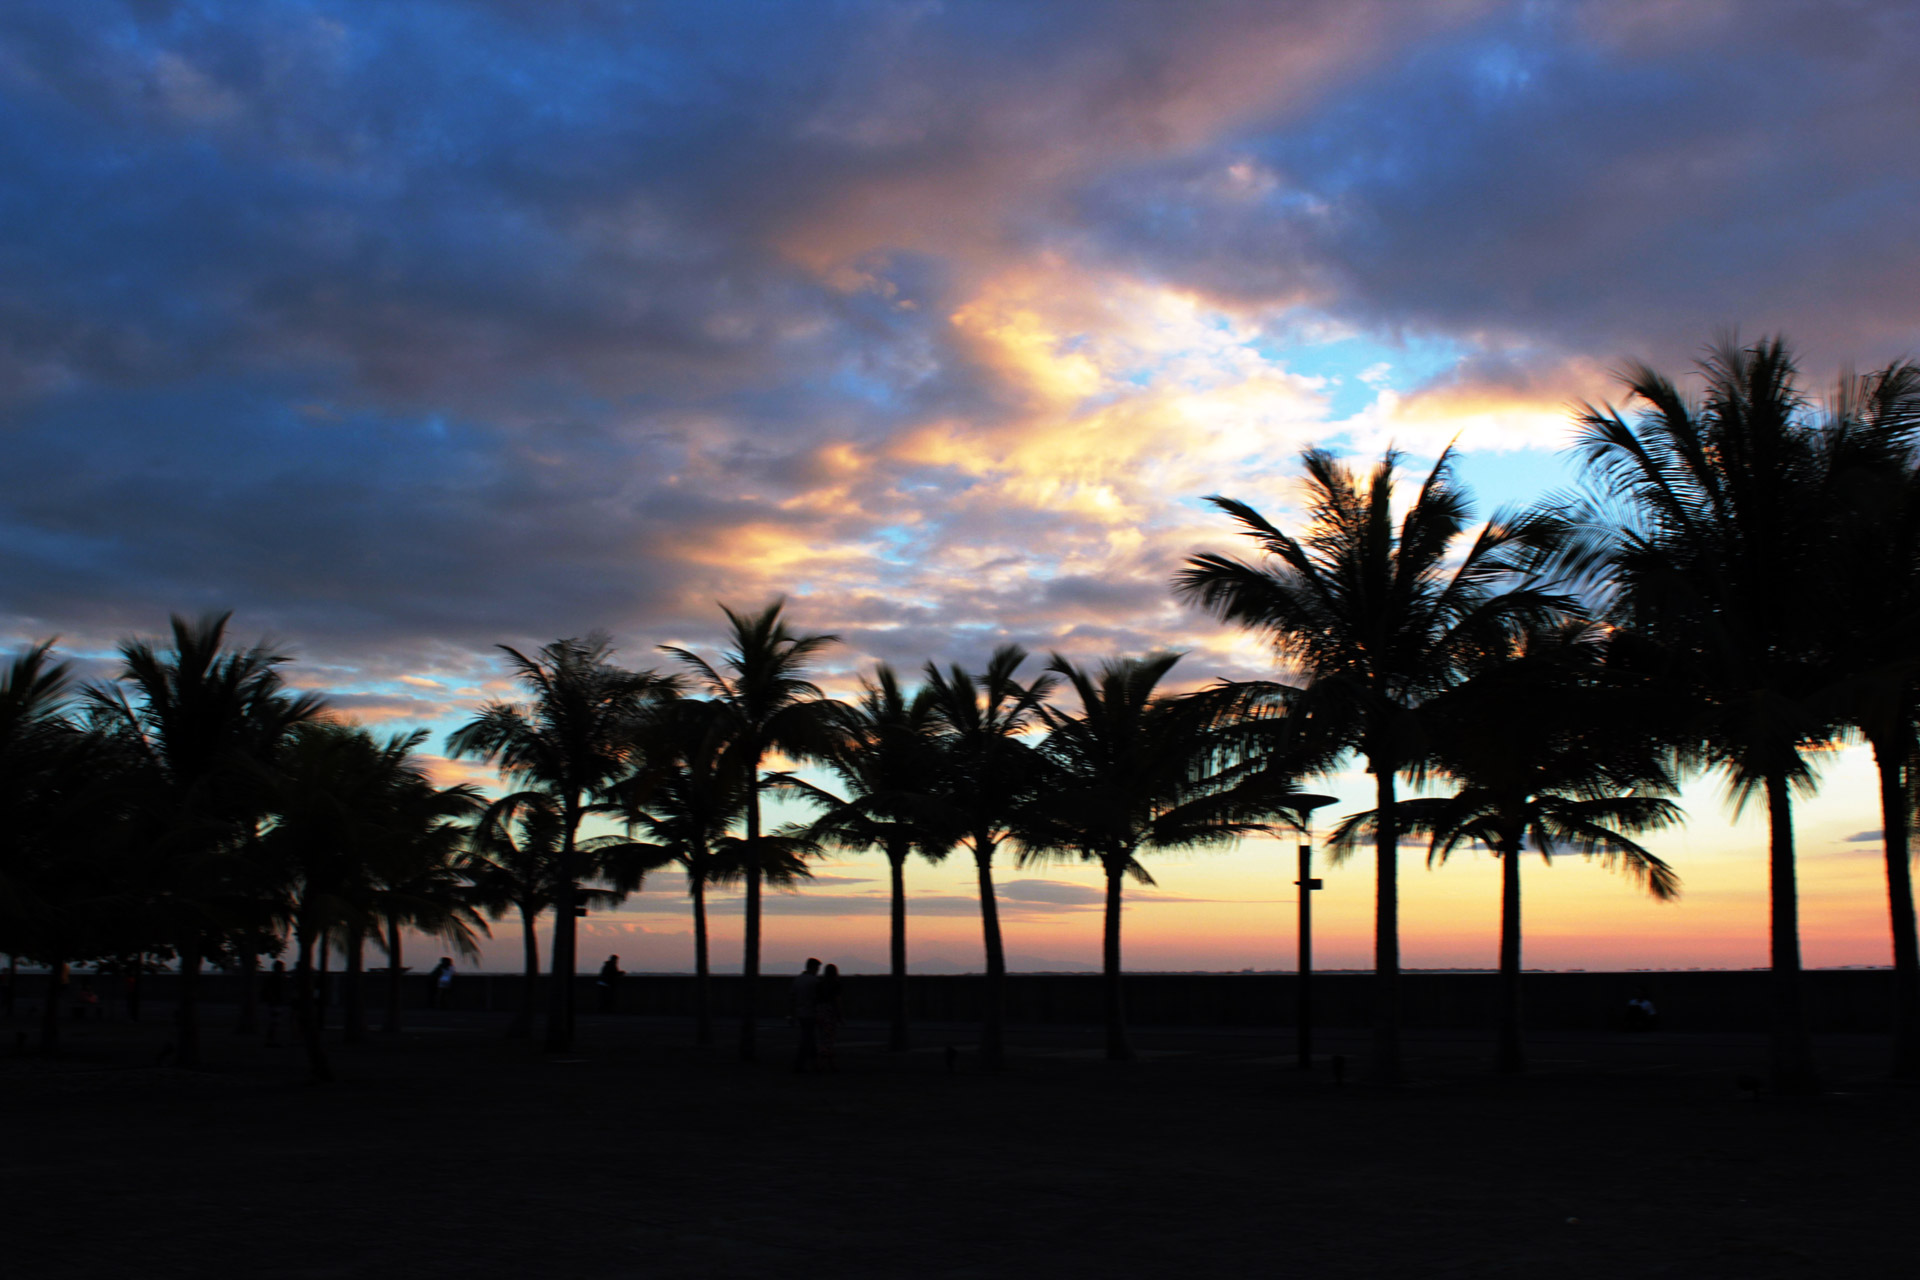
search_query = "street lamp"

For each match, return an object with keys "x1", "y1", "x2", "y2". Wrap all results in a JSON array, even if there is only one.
[{"x1": 1284, "y1": 794, "x2": 1338, "y2": 1070}]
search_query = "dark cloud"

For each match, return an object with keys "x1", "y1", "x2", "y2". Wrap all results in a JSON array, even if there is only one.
[
  {"x1": 1083, "y1": 0, "x2": 1920, "y2": 372},
  {"x1": 5, "y1": 0, "x2": 1918, "y2": 700}
]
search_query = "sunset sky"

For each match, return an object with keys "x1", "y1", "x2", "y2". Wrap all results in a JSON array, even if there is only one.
[{"x1": 4, "y1": 1, "x2": 1917, "y2": 974}]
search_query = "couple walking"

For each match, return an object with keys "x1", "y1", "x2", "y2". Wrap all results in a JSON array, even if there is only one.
[{"x1": 790, "y1": 958, "x2": 842, "y2": 1073}]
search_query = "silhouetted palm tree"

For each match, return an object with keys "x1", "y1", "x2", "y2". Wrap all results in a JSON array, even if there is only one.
[
  {"x1": 463, "y1": 790, "x2": 624, "y2": 1039},
  {"x1": 1030, "y1": 653, "x2": 1294, "y2": 1061},
  {"x1": 1178, "y1": 449, "x2": 1567, "y2": 1082},
  {"x1": 259, "y1": 721, "x2": 407, "y2": 1080},
  {"x1": 1330, "y1": 623, "x2": 1682, "y2": 1073},
  {"x1": 0, "y1": 640, "x2": 136, "y2": 1051},
  {"x1": 783, "y1": 665, "x2": 945, "y2": 1052},
  {"x1": 602, "y1": 698, "x2": 747, "y2": 1046},
  {"x1": 447, "y1": 634, "x2": 670, "y2": 1052},
  {"x1": 88, "y1": 614, "x2": 324, "y2": 1067},
  {"x1": 1569, "y1": 336, "x2": 1852, "y2": 1093},
  {"x1": 353, "y1": 743, "x2": 484, "y2": 1040},
  {"x1": 923, "y1": 645, "x2": 1057, "y2": 1072},
  {"x1": 1811, "y1": 360, "x2": 1920, "y2": 1078},
  {"x1": 662, "y1": 602, "x2": 840, "y2": 1062}
]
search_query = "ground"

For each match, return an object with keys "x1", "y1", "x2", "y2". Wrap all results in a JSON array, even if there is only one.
[{"x1": 3, "y1": 1006, "x2": 1915, "y2": 1278}]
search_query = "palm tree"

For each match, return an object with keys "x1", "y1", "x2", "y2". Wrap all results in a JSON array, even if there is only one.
[
  {"x1": 1811, "y1": 360, "x2": 1920, "y2": 1079},
  {"x1": 447, "y1": 633, "x2": 670, "y2": 1052},
  {"x1": 1029, "y1": 653, "x2": 1300, "y2": 1061},
  {"x1": 258, "y1": 721, "x2": 404, "y2": 1080},
  {"x1": 1330, "y1": 623, "x2": 1683, "y2": 1072},
  {"x1": 1568, "y1": 336, "x2": 1858, "y2": 1093},
  {"x1": 463, "y1": 791, "x2": 625, "y2": 1039},
  {"x1": 661, "y1": 602, "x2": 840, "y2": 1063},
  {"x1": 782, "y1": 665, "x2": 944, "y2": 1051},
  {"x1": 0, "y1": 640, "x2": 130, "y2": 1052},
  {"x1": 88, "y1": 614, "x2": 324, "y2": 1068},
  {"x1": 354, "y1": 742, "x2": 484, "y2": 1041},
  {"x1": 922, "y1": 645, "x2": 1057, "y2": 1072},
  {"x1": 1177, "y1": 448, "x2": 1568, "y2": 1083},
  {"x1": 601, "y1": 698, "x2": 747, "y2": 1046}
]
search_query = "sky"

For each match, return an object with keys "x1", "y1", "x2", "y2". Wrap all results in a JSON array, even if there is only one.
[{"x1": 4, "y1": 0, "x2": 1919, "y2": 974}]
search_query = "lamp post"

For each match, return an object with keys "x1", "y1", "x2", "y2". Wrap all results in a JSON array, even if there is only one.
[{"x1": 1287, "y1": 794, "x2": 1338, "y2": 1070}]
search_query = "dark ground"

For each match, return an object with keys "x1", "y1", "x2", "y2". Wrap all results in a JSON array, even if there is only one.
[{"x1": 3, "y1": 1004, "x2": 1916, "y2": 1279}]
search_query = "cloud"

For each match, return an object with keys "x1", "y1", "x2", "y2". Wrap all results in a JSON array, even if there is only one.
[
  {"x1": 995, "y1": 878, "x2": 1107, "y2": 906},
  {"x1": 6, "y1": 0, "x2": 1920, "y2": 735}
]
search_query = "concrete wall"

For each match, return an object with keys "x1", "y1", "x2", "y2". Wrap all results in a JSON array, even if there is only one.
[{"x1": 14, "y1": 968, "x2": 1901, "y2": 1033}]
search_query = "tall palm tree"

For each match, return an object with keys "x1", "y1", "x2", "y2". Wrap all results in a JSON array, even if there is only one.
[
  {"x1": 353, "y1": 743, "x2": 484, "y2": 1041},
  {"x1": 0, "y1": 640, "x2": 134, "y2": 1052},
  {"x1": 1177, "y1": 448, "x2": 1568, "y2": 1083},
  {"x1": 463, "y1": 790, "x2": 625, "y2": 1039},
  {"x1": 447, "y1": 633, "x2": 670, "y2": 1052},
  {"x1": 1029, "y1": 653, "x2": 1300, "y2": 1061},
  {"x1": 661, "y1": 602, "x2": 840, "y2": 1063},
  {"x1": 1330, "y1": 623, "x2": 1683, "y2": 1073},
  {"x1": 782, "y1": 665, "x2": 944, "y2": 1052},
  {"x1": 88, "y1": 613, "x2": 324, "y2": 1068},
  {"x1": 1568, "y1": 336, "x2": 1856, "y2": 1093},
  {"x1": 258, "y1": 721, "x2": 405, "y2": 1081},
  {"x1": 602, "y1": 698, "x2": 747, "y2": 1047},
  {"x1": 922, "y1": 645, "x2": 1057, "y2": 1072},
  {"x1": 1811, "y1": 360, "x2": 1920, "y2": 1079}
]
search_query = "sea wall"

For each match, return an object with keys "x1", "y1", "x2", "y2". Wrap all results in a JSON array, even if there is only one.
[{"x1": 20, "y1": 968, "x2": 1900, "y2": 1033}]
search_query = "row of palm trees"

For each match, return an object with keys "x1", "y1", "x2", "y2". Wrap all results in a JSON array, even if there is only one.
[
  {"x1": 1178, "y1": 335, "x2": 1920, "y2": 1092},
  {"x1": 4, "y1": 335, "x2": 1915, "y2": 1092},
  {"x1": 0, "y1": 617, "x2": 484, "y2": 1081}
]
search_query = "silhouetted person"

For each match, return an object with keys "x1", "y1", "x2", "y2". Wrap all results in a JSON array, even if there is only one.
[
  {"x1": 122, "y1": 968, "x2": 140, "y2": 1022},
  {"x1": 261, "y1": 960, "x2": 287, "y2": 1047},
  {"x1": 428, "y1": 957, "x2": 454, "y2": 1010},
  {"x1": 791, "y1": 958, "x2": 822, "y2": 1074},
  {"x1": 1625, "y1": 988, "x2": 1658, "y2": 1031},
  {"x1": 597, "y1": 955, "x2": 624, "y2": 1013},
  {"x1": 816, "y1": 963, "x2": 843, "y2": 1071}
]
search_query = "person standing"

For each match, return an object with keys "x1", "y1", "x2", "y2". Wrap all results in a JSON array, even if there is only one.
[
  {"x1": 791, "y1": 958, "x2": 822, "y2": 1074},
  {"x1": 427, "y1": 957, "x2": 454, "y2": 1011},
  {"x1": 597, "y1": 954, "x2": 624, "y2": 1014}
]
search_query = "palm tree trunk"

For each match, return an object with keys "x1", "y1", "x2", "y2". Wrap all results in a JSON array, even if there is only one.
[
  {"x1": 1496, "y1": 840, "x2": 1524, "y2": 1074},
  {"x1": 1765, "y1": 770, "x2": 1819, "y2": 1094},
  {"x1": 343, "y1": 924, "x2": 366, "y2": 1045},
  {"x1": 235, "y1": 950, "x2": 259, "y2": 1034},
  {"x1": 1870, "y1": 730, "x2": 1920, "y2": 1079},
  {"x1": 292, "y1": 917, "x2": 333, "y2": 1083},
  {"x1": 176, "y1": 937, "x2": 202, "y2": 1068},
  {"x1": 383, "y1": 918, "x2": 404, "y2": 1033},
  {"x1": 39, "y1": 959, "x2": 62, "y2": 1054},
  {"x1": 1369, "y1": 762, "x2": 1403, "y2": 1084},
  {"x1": 975, "y1": 840, "x2": 1006, "y2": 1072},
  {"x1": 316, "y1": 934, "x2": 330, "y2": 1024},
  {"x1": 546, "y1": 793, "x2": 580, "y2": 1053},
  {"x1": 691, "y1": 872, "x2": 712, "y2": 1047},
  {"x1": 887, "y1": 843, "x2": 910, "y2": 1053},
  {"x1": 511, "y1": 904, "x2": 539, "y2": 1039},
  {"x1": 1103, "y1": 856, "x2": 1131, "y2": 1062},
  {"x1": 740, "y1": 768, "x2": 763, "y2": 1063}
]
